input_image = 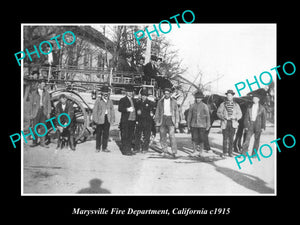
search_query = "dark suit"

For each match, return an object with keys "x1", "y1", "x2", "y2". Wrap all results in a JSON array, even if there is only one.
[
  {"x1": 55, "y1": 101, "x2": 75, "y2": 149},
  {"x1": 143, "y1": 62, "x2": 158, "y2": 82},
  {"x1": 117, "y1": 58, "x2": 136, "y2": 75},
  {"x1": 134, "y1": 99, "x2": 155, "y2": 152},
  {"x1": 118, "y1": 96, "x2": 136, "y2": 154},
  {"x1": 241, "y1": 104, "x2": 267, "y2": 156},
  {"x1": 143, "y1": 62, "x2": 172, "y2": 89},
  {"x1": 29, "y1": 89, "x2": 51, "y2": 145}
]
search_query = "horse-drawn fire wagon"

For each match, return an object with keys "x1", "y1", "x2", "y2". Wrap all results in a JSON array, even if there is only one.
[{"x1": 23, "y1": 63, "x2": 168, "y2": 144}]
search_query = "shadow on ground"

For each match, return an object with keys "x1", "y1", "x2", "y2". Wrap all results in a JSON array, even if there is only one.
[
  {"x1": 165, "y1": 136, "x2": 274, "y2": 194},
  {"x1": 77, "y1": 178, "x2": 111, "y2": 194},
  {"x1": 210, "y1": 162, "x2": 274, "y2": 194}
]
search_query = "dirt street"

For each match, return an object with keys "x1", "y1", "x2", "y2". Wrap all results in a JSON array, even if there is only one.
[{"x1": 23, "y1": 126, "x2": 275, "y2": 195}]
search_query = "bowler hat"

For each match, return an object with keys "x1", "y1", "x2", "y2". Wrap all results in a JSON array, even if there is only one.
[
  {"x1": 124, "y1": 52, "x2": 133, "y2": 59},
  {"x1": 225, "y1": 89, "x2": 235, "y2": 95},
  {"x1": 125, "y1": 85, "x2": 134, "y2": 92},
  {"x1": 101, "y1": 86, "x2": 109, "y2": 93},
  {"x1": 194, "y1": 91, "x2": 204, "y2": 98},
  {"x1": 163, "y1": 87, "x2": 172, "y2": 93},
  {"x1": 251, "y1": 93, "x2": 261, "y2": 99},
  {"x1": 140, "y1": 89, "x2": 148, "y2": 96},
  {"x1": 150, "y1": 55, "x2": 157, "y2": 61},
  {"x1": 138, "y1": 56, "x2": 145, "y2": 61},
  {"x1": 59, "y1": 94, "x2": 67, "y2": 99}
]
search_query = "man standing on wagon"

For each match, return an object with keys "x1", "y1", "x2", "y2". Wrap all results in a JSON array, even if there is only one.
[{"x1": 217, "y1": 90, "x2": 242, "y2": 157}]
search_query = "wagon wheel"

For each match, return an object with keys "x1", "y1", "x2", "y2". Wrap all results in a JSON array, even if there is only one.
[{"x1": 51, "y1": 94, "x2": 88, "y2": 144}]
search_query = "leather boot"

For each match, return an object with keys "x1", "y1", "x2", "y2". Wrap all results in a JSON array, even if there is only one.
[
  {"x1": 30, "y1": 139, "x2": 39, "y2": 147},
  {"x1": 197, "y1": 142, "x2": 204, "y2": 155},
  {"x1": 40, "y1": 136, "x2": 49, "y2": 148},
  {"x1": 192, "y1": 142, "x2": 197, "y2": 153},
  {"x1": 56, "y1": 138, "x2": 61, "y2": 149},
  {"x1": 69, "y1": 136, "x2": 76, "y2": 151}
]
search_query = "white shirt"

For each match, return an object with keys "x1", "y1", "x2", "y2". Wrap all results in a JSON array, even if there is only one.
[
  {"x1": 102, "y1": 97, "x2": 108, "y2": 114},
  {"x1": 61, "y1": 103, "x2": 66, "y2": 111},
  {"x1": 48, "y1": 52, "x2": 53, "y2": 65},
  {"x1": 163, "y1": 98, "x2": 171, "y2": 116},
  {"x1": 251, "y1": 103, "x2": 259, "y2": 121},
  {"x1": 38, "y1": 89, "x2": 43, "y2": 106}
]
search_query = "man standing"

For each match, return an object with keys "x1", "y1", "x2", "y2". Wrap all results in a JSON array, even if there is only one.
[
  {"x1": 135, "y1": 56, "x2": 145, "y2": 84},
  {"x1": 55, "y1": 94, "x2": 75, "y2": 150},
  {"x1": 187, "y1": 91, "x2": 211, "y2": 156},
  {"x1": 217, "y1": 90, "x2": 242, "y2": 157},
  {"x1": 241, "y1": 94, "x2": 266, "y2": 156},
  {"x1": 29, "y1": 80, "x2": 51, "y2": 148},
  {"x1": 118, "y1": 85, "x2": 136, "y2": 156},
  {"x1": 117, "y1": 52, "x2": 137, "y2": 74},
  {"x1": 134, "y1": 89, "x2": 155, "y2": 153},
  {"x1": 136, "y1": 56, "x2": 145, "y2": 74},
  {"x1": 155, "y1": 88, "x2": 179, "y2": 158},
  {"x1": 93, "y1": 86, "x2": 115, "y2": 153},
  {"x1": 143, "y1": 55, "x2": 158, "y2": 83}
]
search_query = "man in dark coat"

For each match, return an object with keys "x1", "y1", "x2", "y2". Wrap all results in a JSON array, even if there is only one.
[
  {"x1": 134, "y1": 56, "x2": 145, "y2": 84},
  {"x1": 143, "y1": 55, "x2": 172, "y2": 89},
  {"x1": 134, "y1": 89, "x2": 155, "y2": 153},
  {"x1": 187, "y1": 91, "x2": 211, "y2": 156},
  {"x1": 143, "y1": 55, "x2": 159, "y2": 83},
  {"x1": 241, "y1": 94, "x2": 267, "y2": 156},
  {"x1": 117, "y1": 53, "x2": 137, "y2": 75},
  {"x1": 118, "y1": 85, "x2": 137, "y2": 156},
  {"x1": 29, "y1": 80, "x2": 51, "y2": 148},
  {"x1": 55, "y1": 94, "x2": 75, "y2": 150}
]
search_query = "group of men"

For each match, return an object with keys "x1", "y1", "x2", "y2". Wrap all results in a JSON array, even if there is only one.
[
  {"x1": 187, "y1": 89, "x2": 266, "y2": 158},
  {"x1": 27, "y1": 80, "x2": 76, "y2": 150},
  {"x1": 116, "y1": 86, "x2": 179, "y2": 157},
  {"x1": 93, "y1": 86, "x2": 266, "y2": 158},
  {"x1": 91, "y1": 85, "x2": 179, "y2": 157},
  {"x1": 117, "y1": 53, "x2": 173, "y2": 90},
  {"x1": 27, "y1": 81, "x2": 266, "y2": 160}
]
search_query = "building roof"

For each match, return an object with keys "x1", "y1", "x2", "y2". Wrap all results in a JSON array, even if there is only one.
[{"x1": 68, "y1": 25, "x2": 115, "y2": 54}]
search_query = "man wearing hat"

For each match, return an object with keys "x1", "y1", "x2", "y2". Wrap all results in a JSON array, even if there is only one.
[
  {"x1": 143, "y1": 55, "x2": 159, "y2": 83},
  {"x1": 117, "y1": 52, "x2": 137, "y2": 74},
  {"x1": 241, "y1": 93, "x2": 267, "y2": 156},
  {"x1": 118, "y1": 85, "x2": 137, "y2": 155},
  {"x1": 217, "y1": 90, "x2": 242, "y2": 157},
  {"x1": 92, "y1": 86, "x2": 115, "y2": 152},
  {"x1": 187, "y1": 91, "x2": 211, "y2": 156},
  {"x1": 55, "y1": 94, "x2": 76, "y2": 150},
  {"x1": 134, "y1": 89, "x2": 155, "y2": 153},
  {"x1": 155, "y1": 88, "x2": 179, "y2": 158},
  {"x1": 29, "y1": 80, "x2": 51, "y2": 148}
]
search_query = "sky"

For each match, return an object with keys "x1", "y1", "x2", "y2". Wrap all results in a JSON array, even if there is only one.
[
  {"x1": 166, "y1": 23, "x2": 276, "y2": 94},
  {"x1": 92, "y1": 23, "x2": 276, "y2": 95}
]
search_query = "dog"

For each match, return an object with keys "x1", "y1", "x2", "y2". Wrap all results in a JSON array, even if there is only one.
[{"x1": 56, "y1": 127, "x2": 70, "y2": 150}]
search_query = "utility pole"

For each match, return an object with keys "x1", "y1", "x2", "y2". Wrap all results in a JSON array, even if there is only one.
[
  {"x1": 145, "y1": 26, "x2": 151, "y2": 64},
  {"x1": 103, "y1": 25, "x2": 107, "y2": 69}
]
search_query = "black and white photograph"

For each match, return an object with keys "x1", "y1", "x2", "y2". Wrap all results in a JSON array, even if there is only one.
[{"x1": 20, "y1": 23, "x2": 276, "y2": 195}]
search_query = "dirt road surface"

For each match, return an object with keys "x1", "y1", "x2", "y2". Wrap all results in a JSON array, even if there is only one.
[{"x1": 23, "y1": 126, "x2": 275, "y2": 195}]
